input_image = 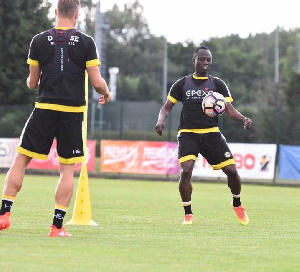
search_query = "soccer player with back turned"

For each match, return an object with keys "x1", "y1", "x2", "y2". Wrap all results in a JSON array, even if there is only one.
[
  {"x1": 0, "y1": 0, "x2": 111, "y2": 236},
  {"x1": 155, "y1": 45, "x2": 252, "y2": 225}
]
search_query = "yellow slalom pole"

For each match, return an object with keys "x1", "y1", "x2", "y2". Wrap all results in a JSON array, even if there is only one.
[{"x1": 66, "y1": 71, "x2": 98, "y2": 226}]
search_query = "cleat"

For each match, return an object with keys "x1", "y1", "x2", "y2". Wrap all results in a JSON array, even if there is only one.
[
  {"x1": 48, "y1": 225, "x2": 72, "y2": 237},
  {"x1": 232, "y1": 202, "x2": 249, "y2": 225},
  {"x1": 182, "y1": 214, "x2": 194, "y2": 225},
  {"x1": 0, "y1": 212, "x2": 11, "y2": 230}
]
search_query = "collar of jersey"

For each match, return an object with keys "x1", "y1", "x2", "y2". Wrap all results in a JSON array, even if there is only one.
[
  {"x1": 192, "y1": 73, "x2": 208, "y2": 80},
  {"x1": 54, "y1": 27, "x2": 72, "y2": 30}
]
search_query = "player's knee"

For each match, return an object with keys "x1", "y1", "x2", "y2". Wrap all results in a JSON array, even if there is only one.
[
  {"x1": 226, "y1": 170, "x2": 241, "y2": 189},
  {"x1": 223, "y1": 165, "x2": 238, "y2": 178},
  {"x1": 180, "y1": 166, "x2": 192, "y2": 180}
]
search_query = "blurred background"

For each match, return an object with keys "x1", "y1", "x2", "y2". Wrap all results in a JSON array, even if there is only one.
[{"x1": 0, "y1": 0, "x2": 299, "y2": 179}]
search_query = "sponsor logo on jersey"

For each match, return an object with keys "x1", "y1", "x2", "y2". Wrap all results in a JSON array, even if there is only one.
[
  {"x1": 69, "y1": 35, "x2": 80, "y2": 46},
  {"x1": 186, "y1": 89, "x2": 209, "y2": 100},
  {"x1": 48, "y1": 36, "x2": 55, "y2": 45}
]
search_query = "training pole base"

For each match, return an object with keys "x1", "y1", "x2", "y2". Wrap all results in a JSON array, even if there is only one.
[{"x1": 66, "y1": 219, "x2": 98, "y2": 226}]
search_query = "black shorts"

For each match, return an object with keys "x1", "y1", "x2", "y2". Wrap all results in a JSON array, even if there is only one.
[
  {"x1": 17, "y1": 108, "x2": 84, "y2": 164},
  {"x1": 177, "y1": 132, "x2": 235, "y2": 170}
]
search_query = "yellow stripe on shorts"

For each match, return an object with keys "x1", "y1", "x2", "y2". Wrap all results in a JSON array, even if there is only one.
[
  {"x1": 212, "y1": 159, "x2": 235, "y2": 170},
  {"x1": 179, "y1": 155, "x2": 197, "y2": 164}
]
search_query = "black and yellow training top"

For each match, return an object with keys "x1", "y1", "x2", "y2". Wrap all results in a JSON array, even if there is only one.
[
  {"x1": 27, "y1": 27, "x2": 100, "y2": 113},
  {"x1": 168, "y1": 74, "x2": 233, "y2": 134}
]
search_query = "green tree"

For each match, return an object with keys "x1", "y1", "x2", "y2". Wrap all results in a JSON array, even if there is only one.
[
  {"x1": 105, "y1": 0, "x2": 152, "y2": 77},
  {"x1": 0, "y1": 0, "x2": 52, "y2": 106},
  {"x1": 280, "y1": 71, "x2": 300, "y2": 144},
  {"x1": 117, "y1": 75, "x2": 139, "y2": 101},
  {"x1": 0, "y1": 0, "x2": 51, "y2": 137},
  {"x1": 206, "y1": 35, "x2": 268, "y2": 105},
  {"x1": 105, "y1": 0, "x2": 150, "y2": 45},
  {"x1": 168, "y1": 41, "x2": 196, "y2": 82},
  {"x1": 104, "y1": 0, "x2": 165, "y2": 102},
  {"x1": 137, "y1": 74, "x2": 162, "y2": 101}
]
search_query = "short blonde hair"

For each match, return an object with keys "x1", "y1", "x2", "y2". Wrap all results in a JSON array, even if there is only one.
[{"x1": 57, "y1": 0, "x2": 80, "y2": 18}]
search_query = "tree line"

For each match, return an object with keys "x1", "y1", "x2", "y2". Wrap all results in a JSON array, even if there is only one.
[{"x1": 0, "y1": 0, "x2": 299, "y2": 144}]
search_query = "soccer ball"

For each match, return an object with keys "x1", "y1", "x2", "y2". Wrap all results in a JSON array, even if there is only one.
[{"x1": 202, "y1": 92, "x2": 226, "y2": 117}]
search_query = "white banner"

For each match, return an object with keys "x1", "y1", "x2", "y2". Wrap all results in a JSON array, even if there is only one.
[
  {"x1": 193, "y1": 143, "x2": 277, "y2": 179},
  {"x1": 0, "y1": 138, "x2": 19, "y2": 168}
]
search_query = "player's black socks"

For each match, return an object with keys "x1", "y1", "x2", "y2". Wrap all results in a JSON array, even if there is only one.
[
  {"x1": 232, "y1": 197, "x2": 241, "y2": 207},
  {"x1": 0, "y1": 196, "x2": 15, "y2": 215},
  {"x1": 52, "y1": 206, "x2": 67, "y2": 229},
  {"x1": 183, "y1": 201, "x2": 193, "y2": 215}
]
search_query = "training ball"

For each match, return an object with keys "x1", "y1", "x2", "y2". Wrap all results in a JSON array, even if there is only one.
[{"x1": 202, "y1": 92, "x2": 226, "y2": 117}]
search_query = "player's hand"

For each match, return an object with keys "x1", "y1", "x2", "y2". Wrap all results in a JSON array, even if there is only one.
[
  {"x1": 243, "y1": 117, "x2": 252, "y2": 129},
  {"x1": 98, "y1": 92, "x2": 111, "y2": 105},
  {"x1": 155, "y1": 120, "x2": 165, "y2": 136}
]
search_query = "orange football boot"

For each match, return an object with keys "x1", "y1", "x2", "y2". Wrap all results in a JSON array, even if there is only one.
[
  {"x1": 0, "y1": 212, "x2": 10, "y2": 230},
  {"x1": 232, "y1": 202, "x2": 249, "y2": 225},
  {"x1": 0, "y1": 212, "x2": 11, "y2": 230},
  {"x1": 48, "y1": 225, "x2": 72, "y2": 237},
  {"x1": 182, "y1": 214, "x2": 194, "y2": 225}
]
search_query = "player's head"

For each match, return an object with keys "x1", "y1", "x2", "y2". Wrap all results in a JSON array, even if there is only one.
[
  {"x1": 192, "y1": 45, "x2": 212, "y2": 76},
  {"x1": 56, "y1": 0, "x2": 81, "y2": 21}
]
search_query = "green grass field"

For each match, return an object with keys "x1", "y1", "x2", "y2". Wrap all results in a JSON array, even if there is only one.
[{"x1": 0, "y1": 174, "x2": 299, "y2": 272}]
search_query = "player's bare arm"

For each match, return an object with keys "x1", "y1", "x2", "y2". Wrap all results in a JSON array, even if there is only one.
[
  {"x1": 26, "y1": 65, "x2": 40, "y2": 90},
  {"x1": 225, "y1": 102, "x2": 252, "y2": 129},
  {"x1": 155, "y1": 100, "x2": 174, "y2": 136},
  {"x1": 86, "y1": 66, "x2": 111, "y2": 104}
]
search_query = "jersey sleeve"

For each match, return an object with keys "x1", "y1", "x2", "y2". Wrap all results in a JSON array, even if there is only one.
[
  {"x1": 214, "y1": 77, "x2": 233, "y2": 103},
  {"x1": 167, "y1": 77, "x2": 185, "y2": 104},
  {"x1": 27, "y1": 36, "x2": 39, "y2": 66},
  {"x1": 86, "y1": 36, "x2": 101, "y2": 67}
]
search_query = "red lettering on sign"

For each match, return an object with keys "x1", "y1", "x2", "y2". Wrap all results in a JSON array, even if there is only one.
[
  {"x1": 233, "y1": 154, "x2": 242, "y2": 169},
  {"x1": 244, "y1": 153, "x2": 255, "y2": 169},
  {"x1": 233, "y1": 153, "x2": 255, "y2": 170}
]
